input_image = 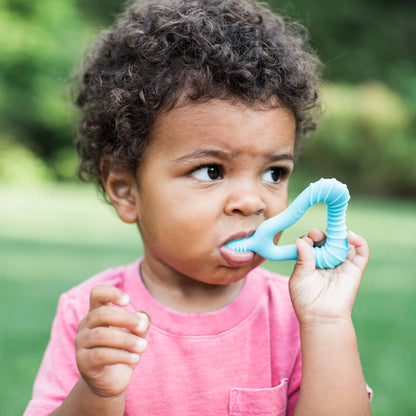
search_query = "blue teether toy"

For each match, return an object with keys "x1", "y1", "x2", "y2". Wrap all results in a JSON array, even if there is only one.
[{"x1": 226, "y1": 178, "x2": 350, "y2": 269}]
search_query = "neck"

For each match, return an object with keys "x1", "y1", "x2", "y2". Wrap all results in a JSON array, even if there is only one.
[{"x1": 139, "y1": 260, "x2": 245, "y2": 313}]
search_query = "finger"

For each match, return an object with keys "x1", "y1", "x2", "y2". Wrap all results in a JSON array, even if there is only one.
[
  {"x1": 78, "y1": 326, "x2": 148, "y2": 354},
  {"x1": 83, "y1": 306, "x2": 145, "y2": 335},
  {"x1": 78, "y1": 347, "x2": 141, "y2": 369},
  {"x1": 89, "y1": 285, "x2": 130, "y2": 310},
  {"x1": 300, "y1": 235, "x2": 314, "y2": 246},
  {"x1": 135, "y1": 311, "x2": 151, "y2": 337},
  {"x1": 307, "y1": 229, "x2": 326, "y2": 247},
  {"x1": 347, "y1": 231, "x2": 370, "y2": 272},
  {"x1": 291, "y1": 238, "x2": 316, "y2": 280}
]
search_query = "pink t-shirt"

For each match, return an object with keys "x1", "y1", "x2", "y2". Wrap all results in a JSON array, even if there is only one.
[{"x1": 24, "y1": 260, "x2": 303, "y2": 416}]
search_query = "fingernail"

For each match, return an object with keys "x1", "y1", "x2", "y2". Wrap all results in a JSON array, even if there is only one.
[
  {"x1": 129, "y1": 353, "x2": 140, "y2": 363},
  {"x1": 135, "y1": 338, "x2": 148, "y2": 352},
  {"x1": 120, "y1": 294, "x2": 130, "y2": 306},
  {"x1": 136, "y1": 313, "x2": 149, "y2": 332}
]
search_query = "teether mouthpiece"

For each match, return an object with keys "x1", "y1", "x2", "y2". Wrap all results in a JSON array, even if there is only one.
[{"x1": 226, "y1": 178, "x2": 350, "y2": 269}]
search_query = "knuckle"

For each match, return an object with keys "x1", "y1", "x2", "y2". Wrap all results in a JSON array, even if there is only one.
[
  {"x1": 77, "y1": 315, "x2": 88, "y2": 330},
  {"x1": 92, "y1": 326, "x2": 108, "y2": 343},
  {"x1": 90, "y1": 285, "x2": 102, "y2": 300},
  {"x1": 76, "y1": 347, "x2": 85, "y2": 360},
  {"x1": 76, "y1": 349, "x2": 88, "y2": 371},
  {"x1": 75, "y1": 330, "x2": 85, "y2": 346},
  {"x1": 95, "y1": 306, "x2": 111, "y2": 322},
  {"x1": 89, "y1": 284, "x2": 114, "y2": 304},
  {"x1": 82, "y1": 312, "x2": 95, "y2": 328},
  {"x1": 74, "y1": 335, "x2": 82, "y2": 350},
  {"x1": 94, "y1": 348, "x2": 107, "y2": 363},
  {"x1": 75, "y1": 326, "x2": 90, "y2": 349},
  {"x1": 93, "y1": 284, "x2": 109, "y2": 293}
]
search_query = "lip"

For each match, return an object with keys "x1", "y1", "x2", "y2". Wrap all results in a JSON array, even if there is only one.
[
  {"x1": 220, "y1": 230, "x2": 256, "y2": 267},
  {"x1": 220, "y1": 246, "x2": 255, "y2": 267},
  {"x1": 222, "y1": 230, "x2": 256, "y2": 246}
]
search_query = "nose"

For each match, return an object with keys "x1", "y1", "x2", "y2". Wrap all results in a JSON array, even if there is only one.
[{"x1": 224, "y1": 182, "x2": 266, "y2": 216}]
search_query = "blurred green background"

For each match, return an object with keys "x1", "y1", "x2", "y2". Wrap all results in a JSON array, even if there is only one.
[{"x1": 0, "y1": 0, "x2": 415, "y2": 415}]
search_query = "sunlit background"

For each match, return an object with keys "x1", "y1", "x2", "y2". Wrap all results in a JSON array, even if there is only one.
[{"x1": 1, "y1": 0, "x2": 415, "y2": 415}]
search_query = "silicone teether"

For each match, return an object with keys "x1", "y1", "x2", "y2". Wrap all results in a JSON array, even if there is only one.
[{"x1": 226, "y1": 178, "x2": 350, "y2": 269}]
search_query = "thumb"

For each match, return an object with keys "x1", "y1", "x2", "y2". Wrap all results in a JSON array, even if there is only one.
[{"x1": 291, "y1": 238, "x2": 316, "y2": 281}]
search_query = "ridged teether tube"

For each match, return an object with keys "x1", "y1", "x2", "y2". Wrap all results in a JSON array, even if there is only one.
[{"x1": 226, "y1": 178, "x2": 350, "y2": 269}]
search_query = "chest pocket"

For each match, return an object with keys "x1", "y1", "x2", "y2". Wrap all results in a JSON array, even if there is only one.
[{"x1": 229, "y1": 378, "x2": 288, "y2": 416}]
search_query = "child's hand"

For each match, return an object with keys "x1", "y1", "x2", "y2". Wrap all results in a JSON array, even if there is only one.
[
  {"x1": 75, "y1": 285, "x2": 151, "y2": 398},
  {"x1": 289, "y1": 230, "x2": 369, "y2": 326}
]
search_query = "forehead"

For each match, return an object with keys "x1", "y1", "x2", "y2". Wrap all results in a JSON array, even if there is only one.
[{"x1": 148, "y1": 99, "x2": 296, "y2": 157}]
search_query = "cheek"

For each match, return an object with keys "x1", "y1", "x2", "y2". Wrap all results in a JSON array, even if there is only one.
[
  {"x1": 269, "y1": 194, "x2": 289, "y2": 245},
  {"x1": 268, "y1": 191, "x2": 288, "y2": 216},
  {"x1": 142, "y1": 193, "x2": 217, "y2": 248},
  {"x1": 166, "y1": 186, "x2": 220, "y2": 223},
  {"x1": 172, "y1": 205, "x2": 218, "y2": 249}
]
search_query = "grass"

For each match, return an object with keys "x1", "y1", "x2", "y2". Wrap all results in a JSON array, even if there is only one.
[{"x1": 1, "y1": 183, "x2": 415, "y2": 415}]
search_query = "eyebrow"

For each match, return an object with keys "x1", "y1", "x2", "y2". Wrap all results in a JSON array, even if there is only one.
[
  {"x1": 174, "y1": 149, "x2": 234, "y2": 163},
  {"x1": 175, "y1": 149, "x2": 294, "y2": 164},
  {"x1": 265, "y1": 154, "x2": 295, "y2": 163}
]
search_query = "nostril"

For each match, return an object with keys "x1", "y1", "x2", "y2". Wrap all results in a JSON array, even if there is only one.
[{"x1": 226, "y1": 197, "x2": 266, "y2": 216}]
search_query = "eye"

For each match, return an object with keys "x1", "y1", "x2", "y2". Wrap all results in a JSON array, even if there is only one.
[
  {"x1": 261, "y1": 167, "x2": 284, "y2": 184},
  {"x1": 191, "y1": 165, "x2": 223, "y2": 181}
]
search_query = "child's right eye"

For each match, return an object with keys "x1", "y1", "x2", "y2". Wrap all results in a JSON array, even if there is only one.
[{"x1": 190, "y1": 165, "x2": 223, "y2": 182}]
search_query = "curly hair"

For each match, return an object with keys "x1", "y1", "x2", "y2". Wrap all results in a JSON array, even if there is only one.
[{"x1": 74, "y1": 0, "x2": 322, "y2": 193}]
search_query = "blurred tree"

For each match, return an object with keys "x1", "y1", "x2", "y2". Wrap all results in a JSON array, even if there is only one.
[
  {"x1": 0, "y1": 0, "x2": 91, "y2": 169},
  {"x1": 0, "y1": 0, "x2": 415, "y2": 194},
  {"x1": 297, "y1": 83, "x2": 416, "y2": 197},
  {"x1": 272, "y1": 0, "x2": 416, "y2": 100},
  {"x1": 74, "y1": 0, "x2": 125, "y2": 25}
]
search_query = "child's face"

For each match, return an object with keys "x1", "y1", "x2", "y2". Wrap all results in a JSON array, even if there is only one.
[{"x1": 130, "y1": 99, "x2": 295, "y2": 286}]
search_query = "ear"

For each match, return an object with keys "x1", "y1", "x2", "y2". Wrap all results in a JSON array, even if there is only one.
[{"x1": 101, "y1": 162, "x2": 140, "y2": 224}]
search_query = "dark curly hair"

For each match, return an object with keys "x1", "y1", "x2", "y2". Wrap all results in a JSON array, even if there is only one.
[{"x1": 74, "y1": 0, "x2": 322, "y2": 193}]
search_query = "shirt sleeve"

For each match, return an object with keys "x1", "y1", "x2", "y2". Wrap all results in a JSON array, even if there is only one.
[{"x1": 23, "y1": 293, "x2": 82, "y2": 416}]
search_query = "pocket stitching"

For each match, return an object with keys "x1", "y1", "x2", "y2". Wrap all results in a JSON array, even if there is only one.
[{"x1": 229, "y1": 378, "x2": 288, "y2": 416}]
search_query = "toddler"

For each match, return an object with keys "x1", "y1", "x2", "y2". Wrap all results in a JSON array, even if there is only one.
[{"x1": 24, "y1": 0, "x2": 372, "y2": 415}]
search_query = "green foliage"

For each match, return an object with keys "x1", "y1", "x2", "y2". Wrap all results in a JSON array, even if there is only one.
[
  {"x1": 0, "y1": 0, "x2": 415, "y2": 197},
  {"x1": 0, "y1": 135, "x2": 53, "y2": 183},
  {"x1": 273, "y1": 0, "x2": 416, "y2": 90},
  {"x1": 298, "y1": 82, "x2": 416, "y2": 197},
  {"x1": 0, "y1": 0, "x2": 91, "y2": 161},
  {"x1": 51, "y1": 147, "x2": 79, "y2": 181}
]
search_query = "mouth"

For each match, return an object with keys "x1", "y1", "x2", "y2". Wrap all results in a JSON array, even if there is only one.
[
  {"x1": 223, "y1": 230, "x2": 256, "y2": 246},
  {"x1": 220, "y1": 230, "x2": 256, "y2": 267}
]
